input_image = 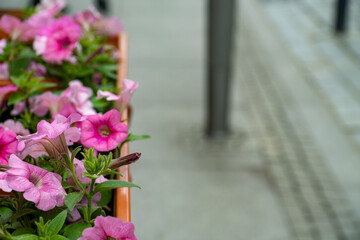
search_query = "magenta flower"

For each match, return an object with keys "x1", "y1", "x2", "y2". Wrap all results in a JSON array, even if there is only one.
[
  {"x1": 0, "y1": 39, "x2": 6, "y2": 54},
  {"x1": 61, "y1": 80, "x2": 95, "y2": 115},
  {"x1": 33, "y1": 16, "x2": 81, "y2": 63},
  {"x1": 97, "y1": 79, "x2": 138, "y2": 113},
  {"x1": 6, "y1": 154, "x2": 66, "y2": 211},
  {"x1": 0, "y1": 63, "x2": 9, "y2": 79},
  {"x1": 0, "y1": 126, "x2": 17, "y2": 165},
  {"x1": 81, "y1": 110, "x2": 128, "y2": 152},
  {"x1": 2, "y1": 120, "x2": 30, "y2": 136},
  {"x1": 79, "y1": 216, "x2": 137, "y2": 240},
  {"x1": 17, "y1": 113, "x2": 83, "y2": 159}
]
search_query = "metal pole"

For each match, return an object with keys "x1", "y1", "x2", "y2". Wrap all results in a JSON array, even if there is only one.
[
  {"x1": 334, "y1": 0, "x2": 349, "y2": 33},
  {"x1": 206, "y1": 0, "x2": 236, "y2": 138}
]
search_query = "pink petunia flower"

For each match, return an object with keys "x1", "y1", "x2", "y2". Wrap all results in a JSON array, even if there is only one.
[
  {"x1": 97, "y1": 79, "x2": 138, "y2": 113},
  {"x1": 17, "y1": 113, "x2": 83, "y2": 159},
  {"x1": 0, "y1": 126, "x2": 17, "y2": 165},
  {"x1": 30, "y1": 91, "x2": 78, "y2": 118},
  {"x1": 0, "y1": 172, "x2": 11, "y2": 192},
  {"x1": 61, "y1": 80, "x2": 95, "y2": 115},
  {"x1": 20, "y1": 12, "x2": 55, "y2": 41},
  {"x1": 79, "y1": 216, "x2": 137, "y2": 240},
  {"x1": 6, "y1": 154, "x2": 66, "y2": 211},
  {"x1": 33, "y1": 16, "x2": 81, "y2": 63},
  {"x1": 0, "y1": 84, "x2": 17, "y2": 106},
  {"x1": 2, "y1": 120, "x2": 30, "y2": 136},
  {"x1": 0, "y1": 39, "x2": 6, "y2": 54},
  {"x1": 80, "y1": 109, "x2": 128, "y2": 152},
  {"x1": 0, "y1": 63, "x2": 9, "y2": 79},
  {"x1": 0, "y1": 15, "x2": 29, "y2": 41}
]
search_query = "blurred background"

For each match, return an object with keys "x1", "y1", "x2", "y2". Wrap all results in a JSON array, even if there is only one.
[{"x1": 2, "y1": 0, "x2": 360, "y2": 239}]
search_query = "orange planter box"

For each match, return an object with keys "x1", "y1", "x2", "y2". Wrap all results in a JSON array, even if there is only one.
[{"x1": 0, "y1": 9, "x2": 132, "y2": 222}]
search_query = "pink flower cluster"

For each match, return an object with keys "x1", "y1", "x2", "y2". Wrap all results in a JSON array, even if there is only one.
[
  {"x1": 97, "y1": 78, "x2": 138, "y2": 113},
  {"x1": 79, "y1": 216, "x2": 137, "y2": 240},
  {"x1": 0, "y1": 155, "x2": 66, "y2": 211},
  {"x1": 74, "y1": 6, "x2": 123, "y2": 36}
]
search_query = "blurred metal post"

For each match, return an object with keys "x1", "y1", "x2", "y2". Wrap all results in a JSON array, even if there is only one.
[
  {"x1": 206, "y1": 0, "x2": 236, "y2": 138},
  {"x1": 334, "y1": 0, "x2": 349, "y2": 33}
]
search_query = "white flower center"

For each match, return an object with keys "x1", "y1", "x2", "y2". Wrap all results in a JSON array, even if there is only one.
[{"x1": 98, "y1": 125, "x2": 111, "y2": 137}]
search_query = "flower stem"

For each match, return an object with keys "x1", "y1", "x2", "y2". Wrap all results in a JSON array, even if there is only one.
[{"x1": 87, "y1": 179, "x2": 96, "y2": 221}]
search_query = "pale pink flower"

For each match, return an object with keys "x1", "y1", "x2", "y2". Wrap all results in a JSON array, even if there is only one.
[
  {"x1": 0, "y1": 15, "x2": 29, "y2": 41},
  {"x1": 97, "y1": 79, "x2": 138, "y2": 113},
  {"x1": 27, "y1": 61, "x2": 46, "y2": 77},
  {"x1": 0, "y1": 39, "x2": 6, "y2": 54},
  {"x1": 36, "y1": 0, "x2": 66, "y2": 16},
  {"x1": 80, "y1": 216, "x2": 137, "y2": 240},
  {"x1": 94, "y1": 17, "x2": 123, "y2": 36},
  {"x1": 33, "y1": 16, "x2": 81, "y2": 63},
  {"x1": 2, "y1": 120, "x2": 30, "y2": 136},
  {"x1": 17, "y1": 113, "x2": 83, "y2": 159},
  {"x1": 80, "y1": 110, "x2": 128, "y2": 152},
  {"x1": 11, "y1": 101, "x2": 26, "y2": 116},
  {"x1": 61, "y1": 80, "x2": 95, "y2": 115},
  {"x1": 30, "y1": 91, "x2": 78, "y2": 117},
  {"x1": 73, "y1": 5, "x2": 101, "y2": 32},
  {"x1": 0, "y1": 63, "x2": 9, "y2": 79},
  {"x1": 20, "y1": 12, "x2": 55, "y2": 41},
  {"x1": 0, "y1": 172, "x2": 11, "y2": 192},
  {"x1": 0, "y1": 126, "x2": 17, "y2": 165},
  {"x1": 0, "y1": 85, "x2": 17, "y2": 105},
  {"x1": 6, "y1": 154, "x2": 66, "y2": 211}
]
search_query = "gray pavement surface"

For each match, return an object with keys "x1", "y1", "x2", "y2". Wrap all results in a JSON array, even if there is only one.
[{"x1": 2, "y1": 0, "x2": 360, "y2": 239}]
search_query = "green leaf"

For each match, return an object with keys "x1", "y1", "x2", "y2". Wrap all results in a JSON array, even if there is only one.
[
  {"x1": 90, "y1": 206, "x2": 102, "y2": 219},
  {"x1": 7, "y1": 91, "x2": 26, "y2": 105},
  {"x1": 65, "y1": 192, "x2": 84, "y2": 211},
  {"x1": 10, "y1": 75, "x2": 22, "y2": 86},
  {"x1": 30, "y1": 82, "x2": 57, "y2": 94},
  {"x1": 12, "y1": 227, "x2": 35, "y2": 236},
  {"x1": 0, "y1": 207, "x2": 13, "y2": 224},
  {"x1": 51, "y1": 235, "x2": 69, "y2": 240},
  {"x1": 47, "y1": 210, "x2": 67, "y2": 236},
  {"x1": 84, "y1": 161, "x2": 95, "y2": 173},
  {"x1": 13, "y1": 235, "x2": 39, "y2": 240},
  {"x1": 11, "y1": 208, "x2": 38, "y2": 221},
  {"x1": 9, "y1": 57, "x2": 31, "y2": 76},
  {"x1": 94, "y1": 180, "x2": 140, "y2": 194},
  {"x1": 125, "y1": 133, "x2": 151, "y2": 143},
  {"x1": 63, "y1": 222, "x2": 91, "y2": 240}
]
